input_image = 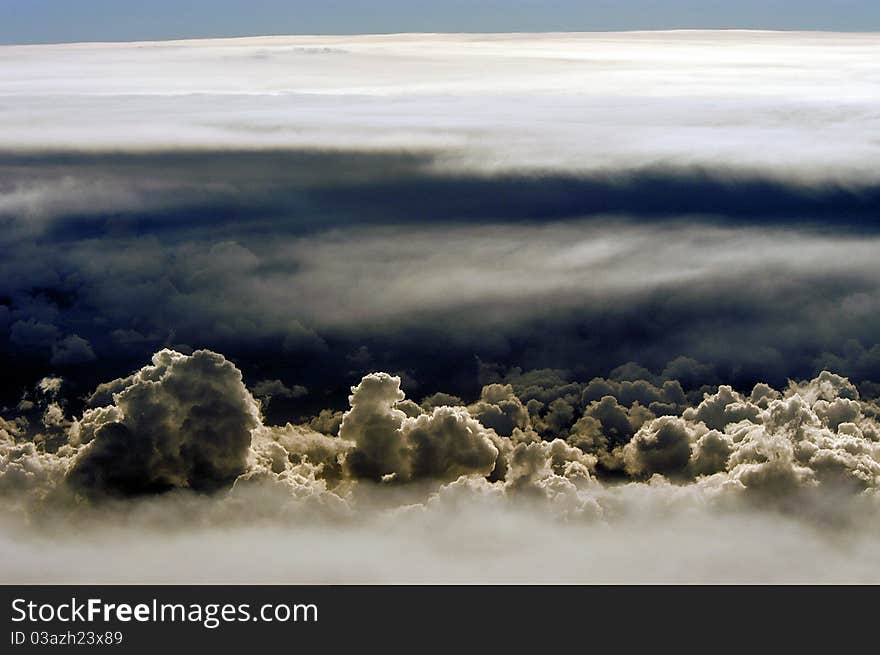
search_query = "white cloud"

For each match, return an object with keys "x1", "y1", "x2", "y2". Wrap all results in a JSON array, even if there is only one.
[{"x1": 0, "y1": 32, "x2": 878, "y2": 181}]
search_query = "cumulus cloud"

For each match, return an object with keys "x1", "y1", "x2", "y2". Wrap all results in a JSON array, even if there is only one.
[
  {"x1": 467, "y1": 384, "x2": 530, "y2": 437},
  {"x1": 9, "y1": 319, "x2": 59, "y2": 348},
  {"x1": 623, "y1": 416, "x2": 697, "y2": 479},
  {"x1": 50, "y1": 334, "x2": 96, "y2": 365},
  {"x1": 690, "y1": 429, "x2": 735, "y2": 476},
  {"x1": 251, "y1": 423, "x2": 352, "y2": 483},
  {"x1": 339, "y1": 373, "x2": 499, "y2": 483},
  {"x1": 68, "y1": 349, "x2": 261, "y2": 495},
  {"x1": 5, "y1": 342, "x2": 880, "y2": 518},
  {"x1": 683, "y1": 385, "x2": 761, "y2": 431},
  {"x1": 6, "y1": 347, "x2": 880, "y2": 505},
  {"x1": 251, "y1": 379, "x2": 308, "y2": 410},
  {"x1": 0, "y1": 420, "x2": 72, "y2": 500},
  {"x1": 2, "y1": 346, "x2": 880, "y2": 581}
]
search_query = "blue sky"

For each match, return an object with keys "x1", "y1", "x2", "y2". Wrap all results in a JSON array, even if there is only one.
[{"x1": 2, "y1": 0, "x2": 879, "y2": 44}]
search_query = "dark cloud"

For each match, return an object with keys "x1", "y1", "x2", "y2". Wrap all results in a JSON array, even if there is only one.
[
  {"x1": 339, "y1": 372, "x2": 498, "y2": 483},
  {"x1": 251, "y1": 379, "x2": 308, "y2": 403},
  {"x1": 3, "y1": 148, "x2": 880, "y2": 429},
  {"x1": 467, "y1": 384, "x2": 530, "y2": 438},
  {"x1": 623, "y1": 416, "x2": 696, "y2": 479},
  {"x1": 2, "y1": 150, "x2": 879, "y2": 235},
  {"x1": 50, "y1": 334, "x2": 96, "y2": 365},
  {"x1": 9, "y1": 318, "x2": 59, "y2": 348},
  {"x1": 68, "y1": 349, "x2": 261, "y2": 495}
]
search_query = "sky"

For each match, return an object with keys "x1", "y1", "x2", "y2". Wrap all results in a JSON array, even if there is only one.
[
  {"x1": 2, "y1": 29, "x2": 880, "y2": 583},
  {"x1": 1, "y1": 0, "x2": 880, "y2": 45}
]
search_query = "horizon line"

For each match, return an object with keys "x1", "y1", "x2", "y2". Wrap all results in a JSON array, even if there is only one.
[{"x1": 3, "y1": 27, "x2": 880, "y2": 48}]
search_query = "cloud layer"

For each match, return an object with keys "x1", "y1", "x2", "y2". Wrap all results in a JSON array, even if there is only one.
[
  {"x1": 3, "y1": 32, "x2": 880, "y2": 581},
  {"x1": 2, "y1": 33, "x2": 880, "y2": 413},
  {"x1": 2, "y1": 32, "x2": 879, "y2": 181},
  {"x1": 2, "y1": 348, "x2": 880, "y2": 581}
]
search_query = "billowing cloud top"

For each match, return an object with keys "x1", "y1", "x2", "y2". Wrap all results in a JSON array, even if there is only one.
[{"x1": 3, "y1": 348, "x2": 880, "y2": 582}]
